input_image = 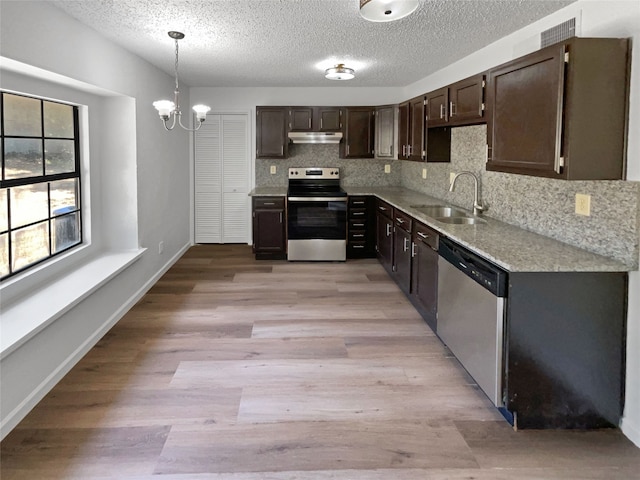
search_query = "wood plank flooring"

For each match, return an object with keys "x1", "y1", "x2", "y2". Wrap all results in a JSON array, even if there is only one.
[{"x1": 2, "y1": 244, "x2": 639, "y2": 479}]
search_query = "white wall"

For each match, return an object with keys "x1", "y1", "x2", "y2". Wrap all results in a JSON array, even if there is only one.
[{"x1": 0, "y1": 1, "x2": 192, "y2": 437}]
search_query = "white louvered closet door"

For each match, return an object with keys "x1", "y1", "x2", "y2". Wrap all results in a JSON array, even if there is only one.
[{"x1": 195, "y1": 113, "x2": 250, "y2": 243}]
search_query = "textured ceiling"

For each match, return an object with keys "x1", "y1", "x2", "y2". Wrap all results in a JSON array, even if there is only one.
[{"x1": 51, "y1": 0, "x2": 576, "y2": 88}]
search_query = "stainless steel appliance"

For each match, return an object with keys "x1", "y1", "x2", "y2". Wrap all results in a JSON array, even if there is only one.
[
  {"x1": 436, "y1": 237, "x2": 508, "y2": 407},
  {"x1": 287, "y1": 167, "x2": 347, "y2": 261}
]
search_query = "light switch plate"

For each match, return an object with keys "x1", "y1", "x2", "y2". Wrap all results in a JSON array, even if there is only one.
[
  {"x1": 270, "y1": 165, "x2": 276, "y2": 175},
  {"x1": 384, "y1": 164, "x2": 391, "y2": 173},
  {"x1": 422, "y1": 168, "x2": 427, "y2": 179},
  {"x1": 575, "y1": 193, "x2": 591, "y2": 216}
]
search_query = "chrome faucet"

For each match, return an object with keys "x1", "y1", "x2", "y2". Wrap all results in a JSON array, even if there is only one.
[{"x1": 449, "y1": 171, "x2": 485, "y2": 216}]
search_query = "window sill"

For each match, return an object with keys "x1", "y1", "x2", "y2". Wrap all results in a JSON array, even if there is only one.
[{"x1": 0, "y1": 248, "x2": 146, "y2": 359}]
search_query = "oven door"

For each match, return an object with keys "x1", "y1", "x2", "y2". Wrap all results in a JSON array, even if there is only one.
[{"x1": 287, "y1": 197, "x2": 347, "y2": 240}]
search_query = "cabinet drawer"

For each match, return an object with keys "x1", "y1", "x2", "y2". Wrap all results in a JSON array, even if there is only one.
[
  {"x1": 376, "y1": 199, "x2": 393, "y2": 219},
  {"x1": 414, "y1": 221, "x2": 438, "y2": 250},
  {"x1": 253, "y1": 197, "x2": 285, "y2": 209},
  {"x1": 394, "y1": 209, "x2": 412, "y2": 233},
  {"x1": 349, "y1": 208, "x2": 367, "y2": 219},
  {"x1": 349, "y1": 196, "x2": 368, "y2": 208}
]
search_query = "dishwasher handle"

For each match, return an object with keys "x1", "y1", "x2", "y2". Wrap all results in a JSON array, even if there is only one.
[{"x1": 438, "y1": 237, "x2": 507, "y2": 297}]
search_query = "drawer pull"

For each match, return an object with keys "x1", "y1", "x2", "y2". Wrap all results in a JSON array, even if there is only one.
[
  {"x1": 352, "y1": 223, "x2": 365, "y2": 227},
  {"x1": 396, "y1": 217, "x2": 405, "y2": 224},
  {"x1": 352, "y1": 212, "x2": 365, "y2": 216},
  {"x1": 352, "y1": 245, "x2": 365, "y2": 249},
  {"x1": 263, "y1": 202, "x2": 275, "y2": 206},
  {"x1": 386, "y1": 223, "x2": 392, "y2": 236},
  {"x1": 352, "y1": 234, "x2": 364, "y2": 238},
  {"x1": 417, "y1": 231, "x2": 429, "y2": 239},
  {"x1": 379, "y1": 206, "x2": 387, "y2": 211},
  {"x1": 352, "y1": 201, "x2": 365, "y2": 205}
]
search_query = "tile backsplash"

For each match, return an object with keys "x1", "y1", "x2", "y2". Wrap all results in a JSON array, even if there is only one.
[{"x1": 255, "y1": 126, "x2": 640, "y2": 267}]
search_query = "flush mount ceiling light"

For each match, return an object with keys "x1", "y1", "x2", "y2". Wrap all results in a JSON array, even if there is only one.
[
  {"x1": 153, "y1": 31, "x2": 210, "y2": 131},
  {"x1": 359, "y1": 0, "x2": 419, "y2": 22},
  {"x1": 325, "y1": 64, "x2": 356, "y2": 80}
]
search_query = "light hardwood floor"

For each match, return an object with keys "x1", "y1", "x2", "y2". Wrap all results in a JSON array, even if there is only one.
[{"x1": 2, "y1": 244, "x2": 639, "y2": 479}]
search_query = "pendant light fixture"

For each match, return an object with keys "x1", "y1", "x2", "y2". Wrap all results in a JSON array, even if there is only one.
[
  {"x1": 153, "y1": 31, "x2": 210, "y2": 131},
  {"x1": 359, "y1": 0, "x2": 419, "y2": 22},
  {"x1": 325, "y1": 64, "x2": 356, "y2": 80}
]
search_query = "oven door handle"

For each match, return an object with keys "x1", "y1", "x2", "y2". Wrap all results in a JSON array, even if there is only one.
[{"x1": 287, "y1": 197, "x2": 347, "y2": 202}]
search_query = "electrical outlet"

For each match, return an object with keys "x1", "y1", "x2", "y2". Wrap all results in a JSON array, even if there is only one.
[
  {"x1": 384, "y1": 164, "x2": 391, "y2": 173},
  {"x1": 422, "y1": 168, "x2": 427, "y2": 179},
  {"x1": 575, "y1": 193, "x2": 591, "y2": 216},
  {"x1": 450, "y1": 172, "x2": 456, "y2": 185},
  {"x1": 270, "y1": 165, "x2": 277, "y2": 175},
  {"x1": 158, "y1": 241, "x2": 164, "y2": 254}
]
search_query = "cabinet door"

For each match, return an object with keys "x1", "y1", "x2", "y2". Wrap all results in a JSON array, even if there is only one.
[
  {"x1": 252, "y1": 198, "x2": 285, "y2": 257},
  {"x1": 318, "y1": 107, "x2": 342, "y2": 131},
  {"x1": 375, "y1": 105, "x2": 396, "y2": 159},
  {"x1": 486, "y1": 45, "x2": 565, "y2": 177},
  {"x1": 256, "y1": 107, "x2": 287, "y2": 158},
  {"x1": 392, "y1": 227, "x2": 412, "y2": 294},
  {"x1": 376, "y1": 211, "x2": 393, "y2": 274},
  {"x1": 449, "y1": 74, "x2": 485, "y2": 125},
  {"x1": 342, "y1": 107, "x2": 374, "y2": 158},
  {"x1": 289, "y1": 107, "x2": 314, "y2": 131},
  {"x1": 398, "y1": 101, "x2": 410, "y2": 159},
  {"x1": 426, "y1": 87, "x2": 449, "y2": 127},
  {"x1": 411, "y1": 229, "x2": 438, "y2": 332},
  {"x1": 409, "y1": 96, "x2": 425, "y2": 161}
]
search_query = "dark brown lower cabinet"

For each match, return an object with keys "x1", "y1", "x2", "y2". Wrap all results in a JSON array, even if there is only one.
[
  {"x1": 252, "y1": 196, "x2": 286, "y2": 259},
  {"x1": 347, "y1": 196, "x2": 376, "y2": 259},
  {"x1": 375, "y1": 199, "x2": 394, "y2": 275},
  {"x1": 391, "y1": 210, "x2": 412, "y2": 295},
  {"x1": 410, "y1": 222, "x2": 439, "y2": 332}
]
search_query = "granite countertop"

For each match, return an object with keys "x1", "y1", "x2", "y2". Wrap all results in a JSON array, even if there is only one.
[{"x1": 250, "y1": 185, "x2": 632, "y2": 272}]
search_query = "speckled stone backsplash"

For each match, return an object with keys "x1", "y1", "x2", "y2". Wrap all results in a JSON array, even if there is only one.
[
  {"x1": 256, "y1": 144, "x2": 401, "y2": 187},
  {"x1": 401, "y1": 125, "x2": 640, "y2": 267}
]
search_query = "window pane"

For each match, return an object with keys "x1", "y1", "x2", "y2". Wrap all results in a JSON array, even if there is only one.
[
  {"x1": 4, "y1": 138, "x2": 43, "y2": 179},
  {"x1": 0, "y1": 233, "x2": 8, "y2": 277},
  {"x1": 53, "y1": 213, "x2": 80, "y2": 253},
  {"x1": 44, "y1": 139, "x2": 75, "y2": 175},
  {"x1": 3, "y1": 93, "x2": 42, "y2": 136},
  {"x1": 0, "y1": 188, "x2": 7, "y2": 233},
  {"x1": 44, "y1": 101, "x2": 74, "y2": 138},
  {"x1": 10, "y1": 183, "x2": 48, "y2": 228},
  {"x1": 12, "y1": 221, "x2": 49, "y2": 271},
  {"x1": 50, "y1": 179, "x2": 78, "y2": 216}
]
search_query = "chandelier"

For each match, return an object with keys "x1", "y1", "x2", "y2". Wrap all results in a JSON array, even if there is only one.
[{"x1": 153, "y1": 31, "x2": 210, "y2": 131}]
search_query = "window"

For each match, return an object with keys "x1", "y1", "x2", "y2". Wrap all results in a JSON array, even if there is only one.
[{"x1": 1, "y1": 91, "x2": 82, "y2": 280}]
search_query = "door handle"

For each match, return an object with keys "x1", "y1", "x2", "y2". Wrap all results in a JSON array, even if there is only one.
[
  {"x1": 403, "y1": 237, "x2": 409, "y2": 252},
  {"x1": 386, "y1": 223, "x2": 391, "y2": 236}
]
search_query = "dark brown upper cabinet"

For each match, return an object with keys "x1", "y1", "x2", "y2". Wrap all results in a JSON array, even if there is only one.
[
  {"x1": 375, "y1": 105, "x2": 396, "y2": 159},
  {"x1": 256, "y1": 106, "x2": 288, "y2": 159},
  {"x1": 486, "y1": 37, "x2": 629, "y2": 180},
  {"x1": 425, "y1": 74, "x2": 485, "y2": 128},
  {"x1": 288, "y1": 107, "x2": 342, "y2": 132},
  {"x1": 425, "y1": 87, "x2": 449, "y2": 128},
  {"x1": 397, "y1": 96, "x2": 426, "y2": 162},
  {"x1": 341, "y1": 107, "x2": 375, "y2": 158}
]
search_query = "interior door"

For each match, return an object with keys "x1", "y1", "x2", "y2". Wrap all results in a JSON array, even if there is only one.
[{"x1": 195, "y1": 113, "x2": 250, "y2": 243}]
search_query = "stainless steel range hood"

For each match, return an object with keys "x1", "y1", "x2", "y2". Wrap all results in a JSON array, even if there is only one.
[{"x1": 288, "y1": 131, "x2": 343, "y2": 144}]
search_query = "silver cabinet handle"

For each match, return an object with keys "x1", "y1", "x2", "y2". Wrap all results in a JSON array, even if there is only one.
[
  {"x1": 417, "y1": 231, "x2": 428, "y2": 239},
  {"x1": 440, "y1": 103, "x2": 445, "y2": 119},
  {"x1": 352, "y1": 211, "x2": 365, "y2": 216},
  {"x1": 280, "y1": 145, "x2": 284, "y2": 155},
  {"x1": 386, "y1": 223, "x2": 392, "y2": 236},
  {"x1": 352, "y1": 201, "x2": 365, "y2": 205},
  {"x1": 353, "y1": 234, "x2": 364, "y2": 238},
  {"x1": 308, "y1": 118, "x2": 311, "y2": 129},
  {"x1": 379, "y1": 206, "x2": 387, "y2": 211},
  {"x1": 450, "y1": 101, "x2": 456, "y2": 117},
  {"x1": 263, "y1": 202, "x2": 275, "y2": 206},
  {"x1": 279, "y1": 212, "x2": 282, "y2": 223},
  {"x1": 403, "y1": 237, "x2": 409, "y2": 252},
  {"x1": 353, "y1": 245, "x2": 365, "y2": 249},
  {"x1": 411, "y1": 241, "x2": 416, "y2": 257},
  {"x1": 402, "y1": 145, "x2": 406, "y2": 157},
  {"x1": 396, "y1": 217, "x2": 405, "y2": 224},
  {"x1": 353, "y1": 223, "x2": 365, "y2": 227}
]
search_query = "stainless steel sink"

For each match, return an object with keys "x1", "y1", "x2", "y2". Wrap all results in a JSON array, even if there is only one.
[
  {"x1": 436, "y1": 216, "x2": 487, "y2": 225},
  {"x1": 410, "y1": 205, "x2": 468, "y2": 218}
]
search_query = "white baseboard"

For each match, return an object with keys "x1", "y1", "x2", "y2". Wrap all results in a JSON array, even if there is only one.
[
  {"x1": 621, "y1": 416, "x2": 640, "y2": 448},
  {"x1": 0, "y1": 242, "x2": 191, "y2": 439}
]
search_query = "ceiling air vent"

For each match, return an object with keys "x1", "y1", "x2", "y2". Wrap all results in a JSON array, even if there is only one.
[{"x1": 541, "y1": 18, "x2": 576, "y2": 48}]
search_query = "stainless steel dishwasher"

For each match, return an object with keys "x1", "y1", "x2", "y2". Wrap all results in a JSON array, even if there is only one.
[{"x1": 437, "y1": 237, "x2": 508, "y2": 407}]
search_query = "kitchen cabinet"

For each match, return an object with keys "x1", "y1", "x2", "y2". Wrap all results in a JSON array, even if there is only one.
[
  {"x1": 410, "y1": 222, "x2": 438, "y2": 332},
  {"x1": 375, "y1": 105, "x2": 396, "y2": 159},
  {"x1": 289, "y1": 107, "x2": 343, "y2": 132},
  {"x1": 256, "y1": 107, "x2": 288, "y2": 159},
  {"x1": 426, "y1": 74, "x2": 486, "y2": 128},
  {"x1": 347, "y1": 196, "x2": 376, "y2": 259},
  {"x1": 391, "y1": 209, "x2": 413, "y2": 294},
  {"x1": 252, "y1": 196, "x2": 286, "y2": 259},
  {"x1": 486, "y1": 37, "x2": 629, "y2": 180},
  {"x1": 397, "y1": 96, "x2": 425, "y2": 161},
  {"x1": 341, "y1": 107, "x2": 375, "y2": 158},
  {"x1": 375, "y1": 198, "x2": 394, "y2": 274}
]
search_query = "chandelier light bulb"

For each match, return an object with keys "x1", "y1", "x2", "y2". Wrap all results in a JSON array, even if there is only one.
[
  {"x1": 192, "y1": 104, "x2": 211, "y2": 121},
  {"x1": 153, "y1": 100, "x2": 176, "y2": 119}
]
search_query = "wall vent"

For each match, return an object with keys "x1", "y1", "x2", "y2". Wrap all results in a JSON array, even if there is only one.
[{"x1": 541, "y1": 18, "x2": 576, "y2": 48}]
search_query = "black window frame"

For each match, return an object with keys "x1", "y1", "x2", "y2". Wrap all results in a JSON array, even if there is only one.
[{"x1": 0, "y1": 91, "x2": 83, "y2": 280}]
